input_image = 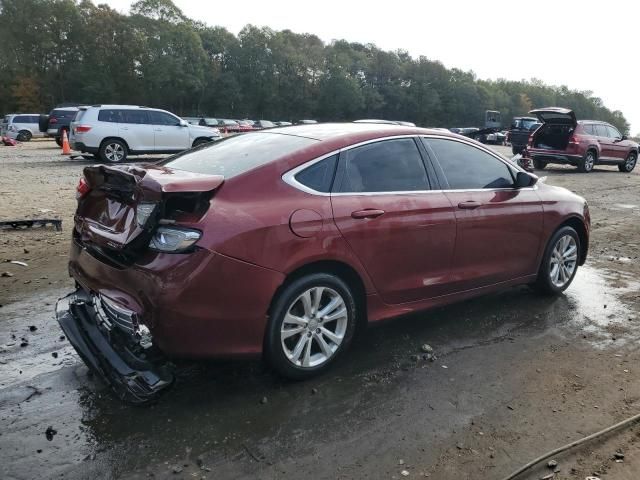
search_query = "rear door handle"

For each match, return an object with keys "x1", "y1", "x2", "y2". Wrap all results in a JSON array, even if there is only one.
[
  {"x1": 351, "y1": 209, "x2": 385, "y2": 219},
  {"x1": 458, "y1": 201, "x2": 482, "y2": 210}
]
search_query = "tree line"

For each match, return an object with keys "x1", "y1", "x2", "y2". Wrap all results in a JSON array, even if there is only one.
[{"x1": 0, "y1": 0, "x2": 630, "y2": 133}]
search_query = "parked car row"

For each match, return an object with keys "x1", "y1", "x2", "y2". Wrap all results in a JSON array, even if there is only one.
[{"x1": 182, "y1": 117, "x2": 314, "y2": 132}]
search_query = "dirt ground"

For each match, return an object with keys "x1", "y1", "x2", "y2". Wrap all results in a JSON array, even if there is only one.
[{"x1": 1, "y1": 140, "x2": 640, "y2": 480}]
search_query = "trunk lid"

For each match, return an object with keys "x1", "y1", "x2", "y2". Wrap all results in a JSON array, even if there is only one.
[
  {"x1": 75, "y1": 164, "x2": 223, "y2": 254},
  {"x1": 529, "y1": 108, "x2": 576, "y2": 126}
]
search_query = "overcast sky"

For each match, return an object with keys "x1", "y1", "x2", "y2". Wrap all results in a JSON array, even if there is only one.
[{"x1": 101, "y1": 0, "x2": 639, "y2": 133}]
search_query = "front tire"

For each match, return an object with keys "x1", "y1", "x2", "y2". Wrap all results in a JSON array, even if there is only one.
[
  {"x1": 618, "y1": 152, "x2": 637, "y2": 172},
  {"x1": 265, "y1": 273, "x2": 357, "y2": 380},
  {"x1": 577, "y1": 150, "x2": 596, "y2": 173},
  {"x1": 532, "y1": 226, "x2": 580, "y2": 295},
  {"x1": 99, "y1": 139, "x2": 128, "y2": 163},
  {"x1": 17, "y1": 130, "x2": 32, "y2": 142},
  {"x1": 192, "y1": 137, "x2": 210, "y2": 148}
]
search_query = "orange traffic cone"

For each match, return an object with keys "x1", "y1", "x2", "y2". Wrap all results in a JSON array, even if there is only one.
[{"x1": 61, "y1": 129, "x2": 72, "y2": 155}]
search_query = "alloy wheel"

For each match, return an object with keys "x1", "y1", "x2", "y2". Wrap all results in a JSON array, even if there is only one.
[
  {"x1": 104, "y1": 143, "x2": 125, "y2": 162},
  {"x1": 584, "y1": 152, "x2": 595, "y2": 171},
  {"x1": 625, "y1": 153, "x2": 637, "y2": 172},
  {"x1": 280, "y1": 286, "x2": 348, "y2": 368},
  {"x1": 549, "y1": 234, "x2": 578, "y2": 288}
]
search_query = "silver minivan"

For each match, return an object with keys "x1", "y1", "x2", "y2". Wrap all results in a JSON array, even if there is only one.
[{"x1": 1, "y1": 114, "x2": 44, "y2": 141}]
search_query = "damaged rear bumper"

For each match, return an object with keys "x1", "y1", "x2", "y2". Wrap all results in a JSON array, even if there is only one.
[{"x1": 55, "y1": 288, "x2": 174, "y2": 405}]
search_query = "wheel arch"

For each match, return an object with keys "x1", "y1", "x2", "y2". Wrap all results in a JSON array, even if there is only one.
[
  {"x1": 586, "y1": 145, "x2": 599, "y2": 158},
  {"x1": 267, "y1": 259, "x2": 369, "y2": 332},
  {"x1": 556, "y1": 216, "x2": 588, "y2": 266}
]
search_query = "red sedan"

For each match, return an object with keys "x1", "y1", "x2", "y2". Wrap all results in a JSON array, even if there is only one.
[{"x1": 57, "y1": 123, "x2": 590, "y2": 403}]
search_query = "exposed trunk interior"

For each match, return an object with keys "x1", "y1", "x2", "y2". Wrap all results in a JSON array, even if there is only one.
[{"x1": 533, "y1": 123, "x2": 575, "y2": 150}]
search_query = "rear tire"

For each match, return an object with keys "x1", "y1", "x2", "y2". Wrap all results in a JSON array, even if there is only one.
[
  {"x1": 99, "y1": 139, "x2": 128, "y2": 163},
  {"x1": 533, "y1": 159, "x2": 547, "y2": 170},
  {"x1": 531, "y1": 226, "x2": 580, "y2": 295},
  {"x1": 618, "y1": 152, "x2": 637, "y2": 172},
  {"x1": 17, "y1": 130, "x2": 32, "y2": 142},
  {"x1": 577, "y1": 150, "x2": 596, "y2": 173},
  {"x1": 265, "y1": 273, "x2": 357, "y2": 380}
]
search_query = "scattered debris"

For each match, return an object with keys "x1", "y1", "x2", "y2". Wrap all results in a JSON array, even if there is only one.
[
  {"x1": 260, "y1": 396, "x2": 268, "y2": 404},
  {"x1": 0, "y1": 218, "x2": 62, "y2": 231},
  {"x1": 1, "y1": 271, "x2": 14, "y2": 277},
  {"x1": 9, "y1": 260, "x2": 28, "y2": 267},
  {"x1": 20, "y1": 340, "x2": 29, "y2": 347},
  {"x1": 28, "y1": 325, "x2": 37, "y2": 332},
  {"x1": 547, "y1": 459, "x2": 558, "y2": 469},
  {"x1": 399, "y1": 459, "x2": 405, "y2": 465},
  {"x1": 614, "y1": 451, "x2": 624, "y2": 460},
  {"x1": 171, "y1": 465, "x2": 183, "y2": 474},
  {"x1": 45, "y1": 426, "x2": 57, "y2": 441},
  {"x1": 52, "y1": 352, "x2": 58, "y2": 358},
  {"x1": 540, "y1": 474, "x2": 554, "y2": 480},
  {"x1": 421, "y1": 344, "x2": 434, "y2": 354},
  {"x1": 23, "y1": 248, "x2": 29, "y2": 254},
  {"x1": 401, "y1": 469, "x2": 410, "y2": 477},
  {"x1": 311, "y1": 388, "x2": 318, "y2": 395}
]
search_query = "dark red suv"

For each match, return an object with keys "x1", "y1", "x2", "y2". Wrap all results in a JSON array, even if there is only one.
[
  {"x1": 56, "y1": 123, "x2": 590, "y2": 403},
  {"x1": 527, "y1": 107, "x2": 638, "y2": 173}
]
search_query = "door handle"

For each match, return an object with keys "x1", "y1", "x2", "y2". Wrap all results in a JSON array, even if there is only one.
[
  {"x1": 458, "y1": 201, "x2": 482, "y2": 209},
  {"x1": 351, "y1": 209, "x2": 385, "y2": 219},
  {"x1": 120, "y1": 127, "x2": 129, "y2": 130}
]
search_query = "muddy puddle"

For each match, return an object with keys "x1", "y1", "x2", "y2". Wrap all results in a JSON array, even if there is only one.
[{"x1": 1, "y1": 264, "x2": 638, "y2": 479}]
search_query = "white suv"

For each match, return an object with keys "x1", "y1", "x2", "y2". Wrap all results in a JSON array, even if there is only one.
[
  {"x1": 1, "y1": 114, "x2": 45, "y2": 142},
  {"x1": 69, "y1": 105, "x2": 222, "y2": 163}
]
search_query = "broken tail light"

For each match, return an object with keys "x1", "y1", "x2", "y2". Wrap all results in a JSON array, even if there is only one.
[
  {"x1": 76, "y1": 176, "x2": 90, "y2": 200},
  {"x1": 149, "y1": 227, "x2": 201, "y2": 253}
]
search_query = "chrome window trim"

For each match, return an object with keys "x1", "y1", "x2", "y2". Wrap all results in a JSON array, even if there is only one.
[{"x1": 281, "y1": 134, "x2": 535, "y2": 197}]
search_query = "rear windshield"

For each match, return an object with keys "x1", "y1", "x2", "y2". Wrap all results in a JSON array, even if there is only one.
[
  {"x1": 161, "y1": 133, "x2": 317, "y2": 178},
  {"x1": 51, "y1": 109, "x2": 77, "y2": 119}
]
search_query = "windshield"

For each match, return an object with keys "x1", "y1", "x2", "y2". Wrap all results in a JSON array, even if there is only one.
[{"x1": 160, "y1": 132, "x2": 317, "y2": 178}]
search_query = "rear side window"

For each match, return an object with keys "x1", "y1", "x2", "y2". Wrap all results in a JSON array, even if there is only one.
[
  {"x1": 295, "y1": 155, "x2": 338, "y2": 193},
  {"x1": 337, "y1": 138, "x2": 429, "y2": 193},
  {"x1": 13, "y1": 115, "x2": 30, "y2": 123},
  {"x1": 595, "y1": 125, "x2": 608, "y2": 137},
  {"x1": 162, "y1": 132, "x2": 316, "y2": 178},
  {"x1": 121, "y1": 110, "x2": 149, "y2": 124},
  {"x1": 425, "y1": 138, "x2": 514, "y2": 190},
  {"x1": 98, "y1": 109, "x2": 121, "y2": 123},
  {"x1": 581, "y1": 124, "x2": 594, "y2": 135}
]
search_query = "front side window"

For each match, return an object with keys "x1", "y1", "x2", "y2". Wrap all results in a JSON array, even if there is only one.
[
  {"x1": 606, "y1": 125, "x2": 621, "y2": 139},
  {"x1": 425, "y1": 138, "x2": 514, "y2": 190},
  {"x1": 149, "y1": 111, "x2": 180, "y2": 126},
  {"x1": 295, "y1": 155, "x2": 338, "y2": 193},
  {"x1": 337, "y1": 138, "x2": 429, "y2": 193}
]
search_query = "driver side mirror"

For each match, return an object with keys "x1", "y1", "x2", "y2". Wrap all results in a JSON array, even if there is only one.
[
  {"x1": 179, "y1": 120, "x2": 188, "y2": 127},
  {"x1": 514, "y1": 171, "x2": 538, "y2": 188},
  {"x1": 621, "y1": 134, "x2": 628, "y2": 141}
]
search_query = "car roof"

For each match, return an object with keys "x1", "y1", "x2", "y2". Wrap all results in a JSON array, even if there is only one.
[{"x1": 259, "y1": 122, "x2": 457, "y2": 148}]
